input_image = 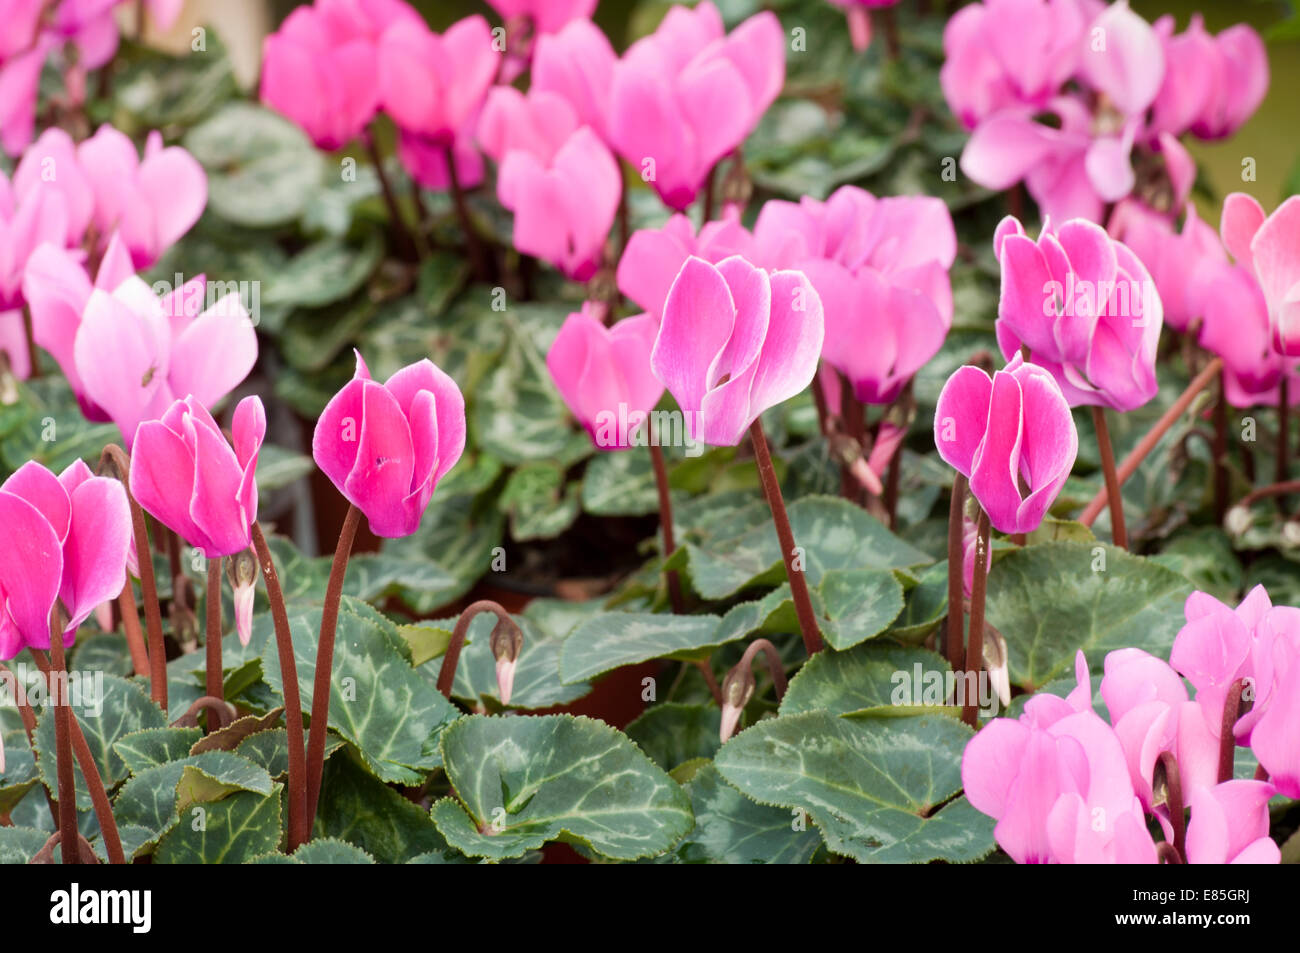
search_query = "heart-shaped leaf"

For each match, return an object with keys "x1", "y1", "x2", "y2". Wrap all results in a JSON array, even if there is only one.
[{"x1": 559, "y1": 612, "x2": 725, "y2": 684}]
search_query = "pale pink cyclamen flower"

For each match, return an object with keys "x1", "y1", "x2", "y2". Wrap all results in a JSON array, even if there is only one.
[
  {"x1": 1100, "y1": 647, "x2": 1218, "y2": 812},
  {"x1": 378, "y1": 15, "x2": 497, "y2": 150},
  {"x1": 486, "y1": 0, "x2": 596, "y2": 35},
  {"x1": 616, "y1": 208, "x2": 755, "y2": 319},
  {"x1": 651, "y1": 255, "x2": 823, "y2": 447},
  {"x1": 76, "y1": 125, "x2": 207, "y2": 269},
  {"x1": 546, "y1": 305, "x2": 663, "y2": 450},
  {"x1": 57, "y1": 271, "x2": 257, "y2": 446},
  {"x1": 1185, "y1": 781, "x2": 1280, "y2": 863},
  {"x1": 9, "y1": 127, "x2": 95, "y2": 251},
  {"x1": 940, "y1": 0, "x2": 1086, "y2": 129},
  {"x1": 609, "y1": 2, "x2": 784, "y2": 210},
  {"x1": 994, "y1": 216, "x2": 1162, "y2": 411},
  {"x1": 826, "y1": 0, "x2": 899, "y2": 52},
  {"x1": 934, "y1": 354, "x2": 1077, "y2": 535},
  {"x1": 313, "y1": 352, "x2": 466, "y2": 538},
  {"x1": 755, "y1": 187, "x2": 956, "y2": 406},
  {"x1": 22, "y1": 231, "x2": 135, "y2": 415},
  {"x1": 963, "y1": 653, "x2": 1157, "y2": 864},
  {"x1": 0, "y1": 37, "x2": 48, "y2": 157},
  {"x1": 130, "y1": 396, "x2": 266, "y2": 644},
  {"x1": 1149, "y1": 14, "x2": 1268, "y2": 142},
  {"x1": 1197, "y1": 259, "x2": 1300, "y2": 409},
  {"x1": 1111, "y1": 198, "x2": 1221, "y2": 334},
  {"x1": 532, "y1": 18, "x2": 617, "y2": 142},
  {"x1": 1218, "y1": 193, "x2": 1300, "y2": 357},
  {"x1": 260, "y1": 0, "x2": 423, "y2": 150},
  {"x1": 0, "y1": 459, "x2": 131, "y2": 657}
]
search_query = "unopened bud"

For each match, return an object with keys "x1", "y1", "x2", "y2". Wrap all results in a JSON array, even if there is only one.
[
  {"x1": 226, "y1": 549, "x2": 258, "y2": 646},
  {"x1": 719, "y1": 664, "x2": 756, "y2": 742},
  {"x1": 982, "y1": 627, "x2": 1011, "y2": 709},
  {"x1": 490, "y1": 616, "x2": 524, "y2": 706}
]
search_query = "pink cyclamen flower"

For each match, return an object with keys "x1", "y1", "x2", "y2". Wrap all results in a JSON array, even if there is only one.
[
  {"x1": 532, "y1": 18, "x2": 617, "y2": 142},
  {"x1": 486, "y1": 0, "x2": 596, "y2": 35},
  {"x1": 9, "y1": 127, "x2": 94, "y2": 251},
  {"x1": 940, "y1": 0, "x2": 1086, "y2": 129},
  {"x1": 1, "y1": 176, "x2": 72, "y2": 312},
  {"x1": 608, "y1": 2, "x2": 784, "y2": 210},
  {"x1": 497, "y1": 126, "x2": 620, "y2": 281},
  {"x1": 546, "y1": 305, "x2": 663, "y2": 450},
  {"x1": 617, "y1": 208, "x2": 755, "y2": 319},
  {"x1": 1218, "y1": 193, "x2": 1300, "y2": 357},
  {"x1": 826, "y1": 1, "x2": 899, "y2": 52},
  {"x1": 1197, "y1": 260, "x2": 1300, "y2": 409},
  {"x1": 68, "y1": 273, "x2": 257, "y2": 446},
  {"x1": 1250, "y1": 624, "x2": 1300, "y2": 798},
  {"x1": 754, "y1": 187, "x2": 956, "y2": 405},
  {"x1": 1185, "y1": 781, "x2": 1280, "y2": 863},
  {"x1": 1100, "y1": 647, "x2": 1218, "y2": 811},
  {"x1": 130, "y1": 396, "x2": 265, "y2": 643},
  {"x1": 314, "y1": 352, "x2": 466, "y2": 538},
  {"x1": 396, "y1": 124, "x2": 485, "y2": 191},
  {"x1": 651, "y1": 255, "x2": 824, "y2": 447},
  {"x1": 75, "y1": 125, "x2": 207, "y2": 269},
  {"x1": 1113, "y1": 201, "x2": 1222, "y2": 333},
  {"x1": 963, "y1": 655, "x2": 1156, "y2": 864},
  {"x1": 1149, "y1": 15, "x2": 1267, "y2": 141},
  {"x1": 378, "y1": 15, "x2": 497, "y2": 148},
  {"x1": 934, "y1": 354, "x2": 1077, "y2": 535},
  {"x1": 260, "y1": 0, "x2": 422, "y2": 150},
  {"x1": 994, "y1": 216, "x2": 1162, "y2": 411},
  {"x1": 1169, "y1": 585, "x2": 1300, "y2": 749},
  {"x1": 0, "y1": 38, "x2": 47, "y2": 156},
  {"x1": 0, "y1": 459, "x2": 130, "y2": 658},
  {"x1": 23, "y1": 231, "x2": 135, "y2": 419}
]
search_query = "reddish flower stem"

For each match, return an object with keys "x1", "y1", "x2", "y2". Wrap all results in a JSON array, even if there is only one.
[
  {"x1": 251, "y1": 521, "x2": 309, "y2": 851},
  {"x1": 100, "y1": 445, "x2": 167, "y2": 709},
  {"x1": 1213, "y1": 370, "x2": 1229, "y2": 524},
  {"x1": 1092, "y1": 406, "x2": 1128, "y2": 550},
  {"x1": 749, "y1": 419, "x2": 823, "y2": 655},
  {"x1": 117, "y1": 581, "x2": 150, "y2": 678},
  {"x1": 1218, "y1": 678, "x2": 1247, "y2": 784},
  {"x1": 436, "y1": 600, "x2": 515, "y2": 698},
  {"x1": 961, "y1": 508, "x2": 990, "y2": 728},
  {"x1": 1231, "y1": 479, "x2": 1300, "y2": 510},
  {"x1": 945, "y1": 473, "x2": 968, "y2": 670},
  {"x1": 365, "y1": 132, "x2": 418, "y2": 261},
  {"x1": 205, "y1": 556, "x2": 223, "y2": 704},
  {"x1": 736, "y1": 638, "x2": 788, "y2": 701},
  {"x1": 444, "y1": 146, "x2": 489, "y2": 280},
  {"x1": 1157, "y1": 750, "x2": 1186, "y2": 861},
  {"x1": 648, "y1": 442, "x2": 685, "y2": 614},
  {"x1": 1278, "y1": 377, "x2": 1290, "y2": 510},
  {"x1": 1079, "y1": 358, "x2": 1223, "y2": 526},
  {"x1": 303, "y1": 504, "x2": 360, "y2": 837}
]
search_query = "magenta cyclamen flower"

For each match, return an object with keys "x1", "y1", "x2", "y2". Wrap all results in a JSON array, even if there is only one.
[
  {"x1": 1185, "y1": 781, "x2": 1280, "y2": 863},
  {"x1": 940, "y1": 0, "x2": 1086, "y2": 129},
  {"x1": 260, "y1": 0, "x2": 422, "y2": 150},
  {"x1": 754, "y1": 187, "x2": 956, "y2": 405},
  {"x1": 0, "y1": 460, "x2": 130, "y2": 659},
  {"x1": 1150, "y1": 14, "x2": 1268, "y2": 142},
  {"x1": 617, "y1": 209, "x2": 755, "y2": 320},
  {"x1": 651, "y1": 255, "x2": 824, "y2": 447},
  {"x1": 314, "y1": 352, "x2": 466, "y2": 538},
  {"x1": 1219, "y1": 193, "x2": 1300, "y2": 357},
  {"x1": 994, "y1": 216, "x2": 1162, "y2": 411},
  {"x1": 1197, "y1": 259, "x2": 1300, "y2": 409},
  {"x1": 532, "y1": 18, "x2": 617, "y2": 142},
  {"x1": 609, "y1": 2, "x2": 784, "y2": 210},
  {"x1": 378, "y1": 15, "x2": 497, "y2": 149},
  {"x1": 934, "y1": 354, "x2": 1077, "y2": 535},
  {"x1": 546, "y1": 305, "x2": 664, "y2": 450},
  {"x1": 499, "y1": 127, "x2": 619, "y2": 281},
  {"x1": 130, "y1": 396, "x2": 265, "y2": 642},
  {"x1": 1114, "y1": 201, "x2": 1223, "y2": 334}
]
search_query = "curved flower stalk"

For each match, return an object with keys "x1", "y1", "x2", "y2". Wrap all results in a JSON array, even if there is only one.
[
  {"x1": 719, "y1": 638, "x2": 787, "y2": 741},
  {"x1": 652, "y1": 254, "x2": 825, "y2": 653},
  {"x1": 435, "y1": 600, "x2": 524, "y2": 705},
  {"x1": 308, "y1": 352, "x2": 466, "y2": 832}
]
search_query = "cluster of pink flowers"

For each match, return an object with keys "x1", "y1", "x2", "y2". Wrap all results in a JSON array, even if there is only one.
[
  {"x1": 2, "y1": 123, "x2": 208, "y2": 385},
  {"x1": 963, "y1": 584, "x2": 1297, "y2": 863},
  {"x1": 260, "y1": 0, "x2": 784, "y2": 279},
  {"x1": 946, "y1": 0, "x2": 1266, "y2": 226},
  {"x1": 0, "y1": 0, "x2": 182, "y2": 156}
]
